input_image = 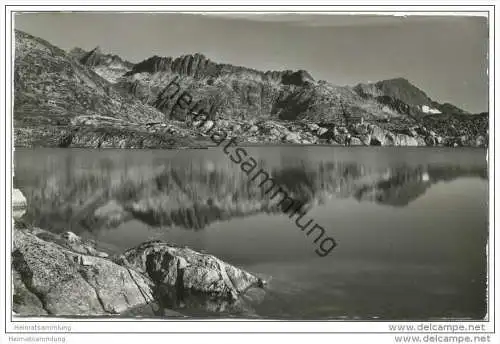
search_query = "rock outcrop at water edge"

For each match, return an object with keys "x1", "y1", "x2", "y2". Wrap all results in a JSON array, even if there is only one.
[
  {"x1": 12, "y1": 227, "x2": 265, "y2": 316},
  {"x1": 12, "y1": 188, "x2": 27, "y2": 219}
]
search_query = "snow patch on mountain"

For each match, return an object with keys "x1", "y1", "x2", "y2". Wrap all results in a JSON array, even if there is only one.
[{"x1": 421, "y1": 105, "x2": 441, "y2": 114}]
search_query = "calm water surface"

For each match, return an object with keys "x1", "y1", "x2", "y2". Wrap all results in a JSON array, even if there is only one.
[{"x1": 14, "y1": 147, "x2": 488, "y2": 319}]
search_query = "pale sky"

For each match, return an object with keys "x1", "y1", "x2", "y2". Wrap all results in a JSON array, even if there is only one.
[{"x1": 14, "y1": 12, "x2": 489, "y2": 113}]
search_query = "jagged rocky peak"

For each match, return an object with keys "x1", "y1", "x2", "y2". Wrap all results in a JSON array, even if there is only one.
[
  {"x1": 80, "y1": 46, "x2": 103, "y2": 67},
  {"x1": 127, "y1": 53, "x2": 217, "y2": 77},
  {"x1": 68, "y1": 47, "x2": 87, "y2": 59},
  {"x1": 376, "y1": 76, "x2": 413, "y2": 88},
  {"x1": 127, "y1": 52, "x2": 316, "y2": 85},
  {"x1": 354, "y1": 77, "x2": 467, "y2": 115},
  {"x1": 355, "y1": 77, "x2": 433, "y2": 107},
  {"x1": 126, "y1": 55, "x2": 173, "y2": 75},
  {"x1": 78, "y1": 46, "x2": 134, "y2": 69},
  {"x1": 171, "y1": 53, "x2": 216, "y2": 77},
  {"x1": 280, "y1": 69, "x2": 315, "y2": 86},
  {"x1": 375, "y1": 77, "x2": 431, "y2": 105}
]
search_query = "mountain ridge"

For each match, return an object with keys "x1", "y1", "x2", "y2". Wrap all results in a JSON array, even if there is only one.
[
  {"x1": 72, "y1": 45, "x2": 474, "y2": 115},
  {"x1": 67, "y1": 44, "x2": 480, "y2": 116},
  {"x1": 14, "y1": 29, "x2": 488, "y2": 148}
]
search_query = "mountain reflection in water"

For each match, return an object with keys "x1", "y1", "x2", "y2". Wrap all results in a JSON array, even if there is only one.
[{"x1": 14, "y1": 147, "x2": 487, "y2": 235}]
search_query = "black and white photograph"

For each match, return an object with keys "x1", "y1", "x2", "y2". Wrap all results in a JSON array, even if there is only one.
[{"x1": 2, "y1": 4, "x2": 497, "y2": 343}]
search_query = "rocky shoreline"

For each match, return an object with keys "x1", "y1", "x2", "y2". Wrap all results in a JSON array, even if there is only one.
[
  {"x1": 13, "y1": 225, "x2": 265, "y2": 317},
  {"x1": 15, "y1": 115, "x2": 488, "y2": 149},
  {"x1": 12, "y1": 191, "x2": 265, "y2": 317},
  {"x1": 187, "y1": 116, "x2": 487, "y2": 147}
]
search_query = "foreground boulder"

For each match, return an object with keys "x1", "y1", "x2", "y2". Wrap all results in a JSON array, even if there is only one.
[
  {"x1": 13, "y1": 229, "x2": 155, "y2": 316},
  {"x1": 12, "y1": 228, "x2": 265, "y2": 317},
  {"x1": 115, "y1": 241, "x2": 265, "y2": 312}
]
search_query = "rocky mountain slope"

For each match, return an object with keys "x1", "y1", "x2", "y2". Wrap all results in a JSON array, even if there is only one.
[
  {"x1": 14, "y1": 29, "x2": 488, "y2": 148},
  {"x1": 117, "y1": 53, "x2": 399, "y2": 123},
  {"x1": 114, "y1": 51, "x2": 481, "y2": 123},
  {"x1": 14, "y1": 30, "x2": 200, "y2": 149}
]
